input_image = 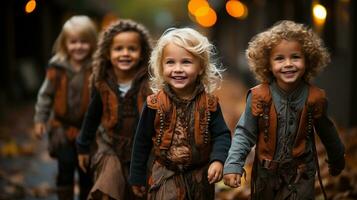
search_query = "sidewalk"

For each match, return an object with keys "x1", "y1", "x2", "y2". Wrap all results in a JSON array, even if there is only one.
[{"x1": 0, "y1": 103, "x2": 57, "y2": 200}]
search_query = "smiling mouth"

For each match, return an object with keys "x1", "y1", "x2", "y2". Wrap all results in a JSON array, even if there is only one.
[
  {"x1": 282, "y1": 71, "x2": 297, "y2": 74},
  {"x1": 119, "y1": 60, "x2": 132, "y2": 64},
  {"x1": 172, "y1": 76, "x2": 187, "y2": 80},
  {"x1": 74, "y1": 51, "x2": 86, "y2": 55}
]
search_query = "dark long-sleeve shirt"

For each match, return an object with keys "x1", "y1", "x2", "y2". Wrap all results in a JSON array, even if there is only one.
[
  {"x1": 129, "y1": 102, "x2": 231, "y2": 186},
  {"x1": 76, "y1": 89, "x2": 102, "y2": 154}
]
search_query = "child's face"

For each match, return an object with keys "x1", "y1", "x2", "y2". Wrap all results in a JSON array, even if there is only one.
[
  {"x1": 162, "y1": 42, "x2": 203, "y2": 99},
  {"x1": 269, "y1": 40, "x2": 306, "y2": 91},
  {"x1": 65, "y1": 31, "x2": 92, "y2": 63},
  {"x1": 110, "y1": 31, "x2": 142, "y2": 75}
]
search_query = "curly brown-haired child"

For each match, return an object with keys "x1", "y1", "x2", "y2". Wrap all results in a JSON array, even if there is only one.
[
  {"x1": 76, "y1": 19, "x2": 152, "y2": 200},
  {"x1": 223, "y1": 20, "x2": 345, "y2": 200}
]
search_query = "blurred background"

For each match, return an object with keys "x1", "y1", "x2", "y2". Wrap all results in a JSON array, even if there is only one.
[{"x1": 1, "y1": 0, "x2": 356, "y2": 199}]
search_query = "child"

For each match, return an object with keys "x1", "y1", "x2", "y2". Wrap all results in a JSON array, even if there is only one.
[
  {"x1": 76, "y1": 19, "x2": 152, "y2": 200},
  {"x1": 129, "y1": 27, "x2": 231, "y2": 200},
  {"x1": 33, "y1": 15, "x2": 97, "y2": 200},
  {"x1": 223, "y1": 20, "x2": 345, "y2": 199}
]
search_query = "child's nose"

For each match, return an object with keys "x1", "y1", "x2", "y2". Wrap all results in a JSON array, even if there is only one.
[
  {"x1": 76, "y1": 42, "x2": 86, "y2": 49},
  {"x1": 285, "y1": 59, "x2": 293, "y2": 66},
  {"x1": 123, "y1": 49, "x2": 129, "y2": 55},
  {"x1": 173, "y1": 64, "x2": 183, "y2": 72}
]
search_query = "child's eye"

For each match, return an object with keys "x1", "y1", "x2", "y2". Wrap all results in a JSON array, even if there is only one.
[
  {"x1": 68, "y1": 39, "x2": 77, "y2": 44},
  {"x1": 182, "y1": 60, "x2": 192, "y2": 64},
  {"x1": 165, "y1": 60, "x2": 175, "y2": 64},
  {"x1": 292, "y1": 55, "x2": 302, "y2": 59},
  {"x1": 113, "y1": 46, "x2": 123, "y2": 51},
  {"x1": 274, "y1": 56, "x2": 284, "y2": 61},
  {"x1": 129, "y1": 46, "x2": 139, "y2": 52},
  {"x1": 80, "y1": 39, "x2": 89, "y2": 44}
]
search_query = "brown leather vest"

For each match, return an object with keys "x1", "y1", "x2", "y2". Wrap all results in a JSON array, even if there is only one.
[
  {"x1": 96, "y1": 80, "x2": 148, "y2": 137},
  {"x1": 147, "y1": 90, "x2": 218, "y2": 162},
  {"x1": 46, "y1": 67, "x2": 91, "y2": 125},
  {"x1": 250, "y1": 83, "x2": 326, "y2": 162}
]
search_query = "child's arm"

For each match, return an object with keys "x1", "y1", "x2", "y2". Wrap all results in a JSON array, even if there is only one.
[
  {"x1": 207, "y1": 103, "x2": 231, "y2": 183},
  {"x1": 129, "y1": 102, "x2": 155, "y2": 193},
  {"x1": 209, "y1": 103, "x2": 231, "y2": 162},
  {"x1": 315, "y1": 112, "x2": 345, "y2": 176},
  {"x1": 223, "y1": 93, "x2": 258, "y2": 186},
  {"x1": 34, "y1": 78, "x2": 55, "y2": 139},
  {"x1": 76, "y1": 89, "x2": 102, "y2": 171}
]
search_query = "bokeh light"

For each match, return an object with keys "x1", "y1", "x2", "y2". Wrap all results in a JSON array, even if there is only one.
[
  {"x1": 25, "y1": 0, "x2": 36, "y2": 14},
  {"x1": 313, "y1": 4, "x2": 327, "y2": 21},
  {"x1": 101, "y1": 13, "x2": 119, "y2": 30},
  {"x1": 195, "y1": 6, "x2": 217, "y2": 27},
  {"x1": 226, "y1": 0, "x2": 244, "y2": 18},
  {"x1": 188, "y1": 0, "x2": 209, "y2": 15},
  {"x1": 312, "y1": 3, "x2": 327, "y2": 27}
]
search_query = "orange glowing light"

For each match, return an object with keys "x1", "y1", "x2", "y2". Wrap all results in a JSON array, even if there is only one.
[
  {"x1": 312, "y1": 3, "x2": 327, "y2": 27},
  {"x1": 25, "y1": 0, "x2": 36, "y2": 13},
  {"x1": 188, "y1": 0, "x2": 209, "y2": 15},
  {"x1": 240, "y1": 4, "x2": 248, "y2": 19},
  {"x1": 194, "y1": 5, "x2": 210, "y2": 17},
  {"x1": 226, "y1": 0, "x2": 245, "y2": 18},
  {"x1": 101, "y1": 13, "x2": 119, "y2": 30},
  {"x1": 195, "y1": 7, "x2": 217, "y2": 27}
]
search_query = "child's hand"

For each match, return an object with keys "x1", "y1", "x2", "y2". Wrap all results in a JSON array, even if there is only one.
[
  {"x1": 34, "y1": 122, "x2": 46, "y2": 139},
  {"x1": 132, "y1": 185, "x2": 146, "y2": 197},
  {"x1": 207, "y1": 161, "x2": 223, "y2": 184},
  {"x1": 78, "y1": 154, "x2": 89, "y2": 173},
  {"x1": 223, "y1": 173, "x2": 241, "y2": 188}
]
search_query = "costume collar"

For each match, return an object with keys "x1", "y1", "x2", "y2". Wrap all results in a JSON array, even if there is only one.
[{"x1": 163, "y1": 83, "x2": 204, "y2": 105}]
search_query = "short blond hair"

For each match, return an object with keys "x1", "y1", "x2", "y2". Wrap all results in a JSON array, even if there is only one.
[
  {"x1": 150, "y1": 27, "x2": 222, "y2": 94},
  {"x1": 51, "y1": 15, "x2": 97, "y2": 63},
  {"x1": 246, "y1": 20, "x2": 330, "y2": 83}
]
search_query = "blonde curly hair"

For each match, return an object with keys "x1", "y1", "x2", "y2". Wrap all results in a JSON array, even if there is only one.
[
  {"x1": 246, "y1": 20, "x2": 330, "y2": 83},
  {"x1": 149, "y1": 27, "x2": 222, "y2": 94}
]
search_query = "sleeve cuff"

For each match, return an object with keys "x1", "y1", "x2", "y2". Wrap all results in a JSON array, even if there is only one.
[
  {"x1": 223, "y1": 164, "x2": 243, "y2": 175},
  {"x1": 76, "y1": 140, "x2": 90, "y2": 154},
  {"x1": 210, "y1": 155, "x2": 226, "y2": 165}
]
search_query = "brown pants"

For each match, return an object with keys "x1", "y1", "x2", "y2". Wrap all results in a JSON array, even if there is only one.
[
  {"x1": 252, "y1": 161, "x2": 315, "y2": 200},
  {"x1": 147, "y1": 161, "x2": 214, "y2": 200}
]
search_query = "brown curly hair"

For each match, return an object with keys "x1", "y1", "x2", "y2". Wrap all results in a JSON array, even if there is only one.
[
  {"x1": 91, "y1": 19, "x2": 152, "y2": 86},
  {"x1": 246, "y1": 20, "x2": 330, "y2": 83}
]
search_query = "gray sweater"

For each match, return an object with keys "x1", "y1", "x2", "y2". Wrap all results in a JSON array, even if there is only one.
[{"x1": 34, "y1": 60, "x2": 88, "y2": 123}]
